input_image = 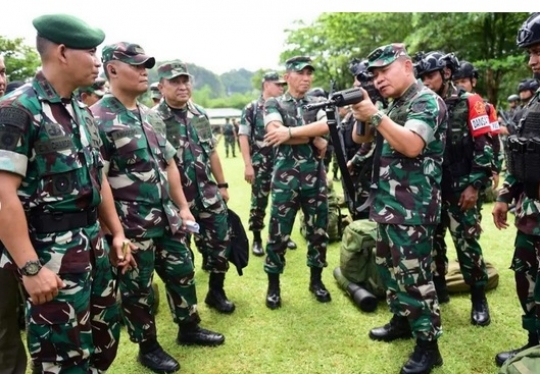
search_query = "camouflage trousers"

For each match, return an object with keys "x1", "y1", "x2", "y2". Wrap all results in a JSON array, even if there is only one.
[
  {"x1": 510, "y1": 230, "x2": 540, "y2": 334},
  {"x1": 432, "y1": 194, "x2": 488, "y2": 287},
  {"x1": 376, "y1": 223, "x2": 442, "y2": 341},
  {"x1": 264, "y1": 163, "x2": 329, "y2": 274},
  {"x1": 27, "y1": 228, "x2": 120, "y2": 374},
  {"x1": 191, "y1": 195, "x2": 231, "y2": 273},
  {"x1": 119, "y1": 229, "x2": 199, "y2": 344},
  {"x1": 224, "y1": 136, "x2": 236, "y2": 156},
  {"x1": 248, "y1": 152, "x2": 273, "y2": 232}
]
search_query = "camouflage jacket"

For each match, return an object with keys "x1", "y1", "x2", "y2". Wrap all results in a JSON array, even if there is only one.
[
  {"x1": 153, "y1": 100, "x2": 221, "y2": 208},
  {"x1": 442, "y1": 83, "x2": 493, "y2": 193},
  {"x1": 91, "y1": 94, "x2": 181, "y2": 238},
  {"x1": 0, "y1": 71, "x2": 104, "y2": 273},
  {"x1": 0, "y1": 71, "x2": 103, "y2": 212},
  {"x1": 497, "y1": 92, "x2": 540, "y2": 236},
  {"x1": 263, "y1": 91, "x2": 326, "y2": 172},
  {"x1": 239, "y1": 95, "x2": 275, "y2": 159},
  {"x1": 371, "y1": 81, "x2": 447, "y2": 225}
]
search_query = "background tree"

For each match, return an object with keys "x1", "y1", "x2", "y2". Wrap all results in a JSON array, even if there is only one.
[{"x1": 0, "y1": 36, "x2": 40, "y2": 82}]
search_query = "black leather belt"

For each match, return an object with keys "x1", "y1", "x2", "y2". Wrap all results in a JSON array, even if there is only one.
[{"x1": 29, "y1": 207, "x2": 98, "y2": 234}]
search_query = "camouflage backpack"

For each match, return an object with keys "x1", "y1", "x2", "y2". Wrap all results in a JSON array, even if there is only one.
[
  {"x1": 300, "y1": 178, "x2": 345, "y2": 242},
  {"x1": 498, "y1": 344, "x2": 540, "y2": 374},
  {"x1": 339, "y1": 219, "x2": 385, "y2": 298}
]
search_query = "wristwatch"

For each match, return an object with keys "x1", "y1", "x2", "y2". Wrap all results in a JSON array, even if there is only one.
[
  {"x1": 217, "y1": 183, "x2": 229, "y2": 189},
  {"x1": 471, "y1": 180, "x2": 483, "y2": 190},
  {"x1": 369, "y1": 111, "x2": 385, "y2": 128},
  {"x1": 20, "y1": 260, "x2": 42, "y2": 276}
]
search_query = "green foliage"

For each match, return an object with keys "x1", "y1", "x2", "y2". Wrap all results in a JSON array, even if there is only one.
[
  {"x1": 0, "y1": 36, "x2": 40, "y2": 82},
  {"x1": 282, "y1": 12, "x2": 533, "y2": 106}
]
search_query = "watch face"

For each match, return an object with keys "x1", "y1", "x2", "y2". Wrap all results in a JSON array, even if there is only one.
[{"x1": 25, "y1": 262, "x2": 40, "y2": 275}]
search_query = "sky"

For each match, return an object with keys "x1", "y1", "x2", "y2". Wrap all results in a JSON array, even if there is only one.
[{"x1": 0, "y1": 1, "x2": 531, "y2": 75}]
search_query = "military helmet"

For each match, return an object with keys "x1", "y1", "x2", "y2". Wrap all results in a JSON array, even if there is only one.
[
  {"x1": 517, "y1": 12, "x2": 540, "y2": 48},
  {"x1": 414, "y1": 51, "x2": 446, "y2": 77},
  {"x1": 507, "y1": 94, "x2": 520, "y2": 102},
  {"x1": 306, "y1": 87, "x2": 328, "y2": 98},
  {"x1": 349, "y1": 58, "x2": 373, "y2": 82},
  {"x1": 517, "y1": 78, "x2": 540, "y2": 93},
  {"x1": 453, "y1": 60, "x2": 478, "y2": 80}
]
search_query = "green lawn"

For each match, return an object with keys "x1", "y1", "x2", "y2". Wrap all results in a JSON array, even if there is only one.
[{"x1": 28, "y1": 142, "x2": 524, "y2": 373}]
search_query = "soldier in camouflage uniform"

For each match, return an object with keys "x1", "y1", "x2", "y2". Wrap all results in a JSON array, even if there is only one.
[
  {"x1": 415, "y1": 51, "x2": 493, "y2": 326},
  {"x1": 352, "y1": 44, "x2": 447, "y2": 374},
  {"x1": 150, "y1": 82, "x2": 162, "y2": 106},
  {"x1": 0, "y1": 14, "x2": 132, "y2": 374},
  {"x1": 262, "y1": 56, "x2": 331, "y2": 309},
  {"x1": 453, "y1": 60, "x2": 504, "y2": 189},
  {"x1": 238, "y1": 71, "x2": 287, "y2": 256},
  {"x1": 0, "y1": 54, "x2": 27, "y2": 374},
  {"x1": 222, "y1": 117, "x2": 236, "y2": 157},
  {"x1": 493, "y1": 12, "x2": 540, "y2": 367},
  {"x1": 78, "y1": 77, "x2": 106, "y2": 107},
  {"x1": 93, "y1": 44, "x2": 224, "y2": 374},
  {"x1": 153, "y1": 60, "x2": 236, "y2": 315}
]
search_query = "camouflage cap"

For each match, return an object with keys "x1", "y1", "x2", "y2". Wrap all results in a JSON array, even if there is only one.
[
  {"x1": 262, "y1": 71, "x2": 286, "y2": 84},
  {"x1": 101, "y1": 42, "x2": 155, "y2": 68},
  {"x1": 285, "y1": 56, "x2": 315, "y2": 72},
  {"x1": 32, "y1": 14, "x2": 105, "y2": 50},
  {"x1": 157, "y1": 60, "x2": 190, "y2": 81},
  {"x1": 367, "y1": 43, "x2": 409, "y2": 71},
  {"x1": 79, "y1": 77, "x2": 106, "y2": 97},
  {"x1": 149, "y1": 82, "x2": 161, "y2": 99}
]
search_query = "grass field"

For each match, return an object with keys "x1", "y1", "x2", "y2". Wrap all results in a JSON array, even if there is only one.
[{"x1": 26, "y1": 141, "x2": 524, "y2": 374}]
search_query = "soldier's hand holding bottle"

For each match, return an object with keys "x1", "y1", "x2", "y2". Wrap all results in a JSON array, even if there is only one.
[
  {"x1": 179, "y1": 207, "x2": 196, "y2": 232},
  {"x1": 110, "y1": 235, "x2": 137, "y2": 274}
]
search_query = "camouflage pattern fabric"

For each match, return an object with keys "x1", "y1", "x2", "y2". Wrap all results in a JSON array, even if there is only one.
[
  {"x1": 118, "y1": 232, "x2": 200, "y2": 343},
  {"x1": 262, "y1": 92, "x2": 329, "y2": 274},
  {"x1": 367, "y1": 77, "x2": 447, "y2": 341},
  {"x1": 0, "y1": 71, "x2": 118, "y2": 373},
  {"x1": 510, "y1": 230, "x2": 540, "y2": 333},
  {"x1": 369, "y1": 82, "x2": 447, "y2": 225},
  {"x1": 432, "y1": 83, "x2": 492, "y2": 286},
  {"x1": 376, "y1": 224, "x2": 442, "y2": 341},
  {"x1": 239, "y1": 95, "x2": 275, "y2": 232},
  {"x1": 101, "y1": 42, "x2": 154, "y2": 67},
  {"x1": 91, "y1": 94, "x2": 181, "y2": 239},
  {"x1": 497, "y1": 92, "x2": 540, "y2": 336},
  {"x1": 153, "y1": 100, "x2": 230, "y2": 273},
  {"x1": 92, "y1": 94, "x2": 200, "y2": 343}
]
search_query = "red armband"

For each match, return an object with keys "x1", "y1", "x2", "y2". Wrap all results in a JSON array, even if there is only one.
[{"x1": 466, "y1": 94, "x2": 491, "y2": 137}]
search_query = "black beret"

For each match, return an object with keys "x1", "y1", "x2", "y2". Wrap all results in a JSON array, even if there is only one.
[{"x1": 32, "y1": 14, "x2": 105, "y2": 50}]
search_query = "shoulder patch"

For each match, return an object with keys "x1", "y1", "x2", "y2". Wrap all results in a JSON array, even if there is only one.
[
  {"x1": 411, "y1": 100, "x2": 427, "y2": 113},
  {"x1": 0, "y1": 106, "x2": 31, "y2": 130}
]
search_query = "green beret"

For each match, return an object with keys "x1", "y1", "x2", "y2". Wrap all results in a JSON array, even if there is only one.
[{"x1": 32, "y1": 14, "x2": 105, "y2": 50}]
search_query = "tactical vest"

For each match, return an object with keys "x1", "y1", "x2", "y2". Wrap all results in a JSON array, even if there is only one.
[
  {"x1": 506, "y1": 93, "x2": 540, "y2": 197},
  {"x1": 442, "y1": 89, "x2": 474, "y2": 190}
]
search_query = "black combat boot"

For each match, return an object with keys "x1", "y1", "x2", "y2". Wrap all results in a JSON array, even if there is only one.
[
  {"x1": 369, "y1": 314, "x2": 413, "y2": 342},
  {"x1": 138, "y1": 340, "x2": 180, "y2": 374},
  {"x1": 266, "y1": 273, "x2": 281, "y2": 309},
  {"x1": 252, "y1": 231, "x2": 264, "y2": 257},
  {"x1": 309, "y1": 267, "x2": 331, "y2": 302},
  {"x1": 495, "y1": 332, "x2": 539, "y2": 366},
  {"x1": 287, "y1": 239, "x2": 297, "y2": 250},
  {"x1": 433, "y1": 275, "x2": 449, "y2": 304},
  {"x1": 177, "y1": 321, "x2": 225, "y2": 346},
  {"x1": 205, "y1": 272, "x2": 236, "y2": 314},
  {"x1": 470, "y1": 286, "x2": 490, "y2": 326},
  {"x1": 400, "y1": 339, "x2": 443, "y2": 374}
]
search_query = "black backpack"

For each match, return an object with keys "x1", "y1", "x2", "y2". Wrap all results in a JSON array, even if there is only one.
[{"x1": 227, "y1": 208, "x2": 249, "y2": 276}]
